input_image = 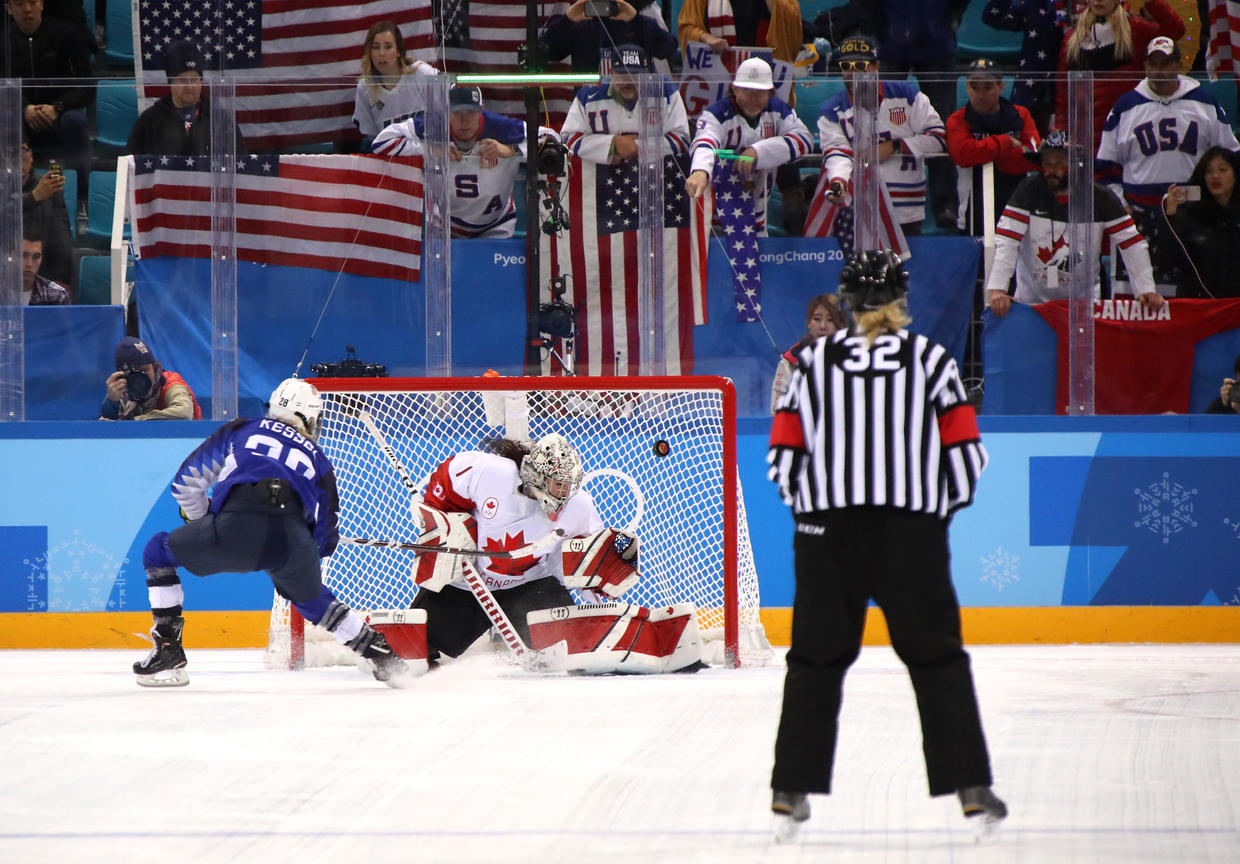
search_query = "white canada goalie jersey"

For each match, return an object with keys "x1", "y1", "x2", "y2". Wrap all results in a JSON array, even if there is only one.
[
  {"x1": 422, "y1": 451, "x2": 604, "y2": 591},
  {"x1": 817, "y1": 80, "x2": 947, "y2": 225},
  {"x1": 1096, "y1": 77, "x2": 1240, "y2": 207}
]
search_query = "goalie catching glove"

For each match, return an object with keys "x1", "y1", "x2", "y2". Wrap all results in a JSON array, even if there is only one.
[
  {"x1": 562, "y1": 527, "x2": 640, "y2": 598},
  {"x1": 413, "y1": 505, "x2": 478, "y2": 592}
]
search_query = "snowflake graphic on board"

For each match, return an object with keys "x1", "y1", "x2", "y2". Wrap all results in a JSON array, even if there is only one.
[
  {"x1": 979, "y1": 547, "x2": 1020, "y2": 591},
  {"x1": 25, "y1": 530, "x2": 128, "y2": 612},
  {"x1": 1133, "y1": 473, "x2": 1198, "y2": 544}
]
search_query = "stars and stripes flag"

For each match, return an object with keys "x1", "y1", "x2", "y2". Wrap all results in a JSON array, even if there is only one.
[
  {"x1": 692, "y1": 159, "x2": 762, "y2": 322},
  {"x1": 131, "y1": 153, "x2": 424, "y2": 282},
  {"x1": 538, "y1": 155, "x2": 707, "y2": 376},
  {"x1": 803, "y1": 172, "x2": 911, "y2": 261},
  {"x1": 134, "y1": 0, "x2": 434, "y2": 151},
  {"x1": 1206, "y1": 0, "x2": 1240, "y2": 80}
]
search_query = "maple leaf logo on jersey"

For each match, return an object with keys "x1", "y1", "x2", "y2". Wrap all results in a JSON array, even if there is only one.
[
  {"x1": 1036, "y1": 233, "x2": 1068, "y2": 266},
  {"x1": 484, "y1": 531, "x2": 538, "y2": 575}
]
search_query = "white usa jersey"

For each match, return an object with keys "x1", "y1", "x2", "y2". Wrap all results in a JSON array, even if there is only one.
[
  {"x1": 817, "y1": 81, "x2": 947, "y2": 224},
  {"x1": 1097, "y1": 77, "x2": 1239, "y2": 207},
  {"x1": 352, "y1": 62, "x2": 440, "y2": 138},
  {"x1": 560, "y1": 81, "x2": 690, "y2": 164},
  {"x1": 688, "y1": 95, "x2": 812, "y2": 233},
  {"x1": 422, "y1": 451, "x2": 604, "y2": 591}
]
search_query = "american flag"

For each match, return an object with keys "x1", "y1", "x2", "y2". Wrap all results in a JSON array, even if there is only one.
[
  {"x1": 1207, "y1": 0, "x2": 1240, "y2": 80},
  {"x1": 803, "y1": 172, "x2": 911, "y2": 261},
  {"x1": 538, "y1": 155, "x2": 707, "y2": 376},
  {"x1": 693, "y1": 160, "x2": 761, "y2": 322},
  {"x1": 131, "y1": 153, "x2": 425, "y2": 282},
  {"x1": 134, "y1": 0, "x2": 434, "y2": 151}
]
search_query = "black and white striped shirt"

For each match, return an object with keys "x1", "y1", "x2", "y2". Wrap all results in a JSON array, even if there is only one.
[{"x1": 767, "y1": 327, "x2": 987, "y2": 519}]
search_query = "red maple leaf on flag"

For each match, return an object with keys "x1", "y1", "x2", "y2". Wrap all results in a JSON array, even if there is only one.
[{"x1": 484, "y1": 531, "x2": 538, "y2": 576}]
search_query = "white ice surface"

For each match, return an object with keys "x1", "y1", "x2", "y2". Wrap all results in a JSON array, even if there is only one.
[{"x1": 1, "y1": 644, "x2": 1238, "y2": 863}]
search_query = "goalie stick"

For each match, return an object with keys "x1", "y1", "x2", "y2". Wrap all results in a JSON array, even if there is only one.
[
  {"x1": 339, "y1": 530, "x2": 565, "y2": 560},
  {"x1": 339, "y1": 394, "x2": 568, "y2": 671}
]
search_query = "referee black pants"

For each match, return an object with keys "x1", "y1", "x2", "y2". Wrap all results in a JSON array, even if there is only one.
[{"x1": 771, "y1": 507, "x2": 994, "y2": 797}]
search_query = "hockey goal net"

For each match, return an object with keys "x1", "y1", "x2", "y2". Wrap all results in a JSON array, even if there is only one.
[{"x1": 265, "y1": 375, "x2": 771, "y2": 668}]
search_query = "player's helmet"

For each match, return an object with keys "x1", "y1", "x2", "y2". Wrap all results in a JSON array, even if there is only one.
[
  {"x1": 838, "y1": 249, "x2": 909, "y2": 312},
  {"x1": 519, "y1": 433, "x2": 585, "y2": 516},
  {"x1": 267, "y1": 378, "x2": 324, "y2": 441}
]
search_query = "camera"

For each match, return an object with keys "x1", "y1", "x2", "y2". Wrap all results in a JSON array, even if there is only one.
[
  {"x1": 310, "y1": 345, "x2": 388, "y2": 378},
  {"x1": 582, "y1": 0, "x2": 620, "y2": 17},
  {"x1": 535, "y1": 136, "x2": 568, "y2": 176},
  {"x1": 537, "y1": 276, "x2": 576, "y2": 339},
  {"x1": 1181, "y1": 185, "x2": 1201, "y2": 202},
  {"x1": 119, "y1": 364, "x2": 154, "y2": 402}
]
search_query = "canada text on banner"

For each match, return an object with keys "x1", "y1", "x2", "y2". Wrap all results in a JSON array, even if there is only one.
[
  {"x1": 537, "y1": 155, "x2": 706, "y2": 377},
  {"x1": 133, "y1": 0, "x2": 434, "y2": 151},
  {"x1": 679, "y1": 43, "x2": 794, "y2": 119},
  {"x1": 131, "y1": 153, "x2": 425, "y2": 282}
]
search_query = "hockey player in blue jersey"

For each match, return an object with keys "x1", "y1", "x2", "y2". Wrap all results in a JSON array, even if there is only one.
[{"x1": 132, "y1": 378, "x2": 409, "y2": 687}]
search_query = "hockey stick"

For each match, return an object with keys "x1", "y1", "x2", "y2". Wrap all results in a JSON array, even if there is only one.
[
  {"x1": 459, "y1": 559, "x2": 565, "y2": 672},
  {"x1": 339, "y1": 530, "x2": 565, "y2": 560}
]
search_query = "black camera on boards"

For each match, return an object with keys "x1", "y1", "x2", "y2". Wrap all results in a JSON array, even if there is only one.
[
  {"x1": 311, "y1": 345, "x2": 388, "y2": 378},
  {"x1": 538, "y1": 276, "x2": 576, "y2": 339},
  {"x1": 536, "y1": 136, "x2": 568, "y2": 177}
]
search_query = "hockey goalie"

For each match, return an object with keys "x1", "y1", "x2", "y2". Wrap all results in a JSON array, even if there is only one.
[{"x1": 397, "y1": 433, "x2": 703, "y2": 674}]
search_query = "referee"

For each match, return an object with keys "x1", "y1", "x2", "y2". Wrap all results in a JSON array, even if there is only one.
[{"x1": 766, "y1": 250, "x2": 1007, "y2": 843}]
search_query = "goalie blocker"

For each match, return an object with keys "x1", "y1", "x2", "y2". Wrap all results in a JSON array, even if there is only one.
[{"x1": 527, "y1": 602, "x2": 705, "y2": 674}]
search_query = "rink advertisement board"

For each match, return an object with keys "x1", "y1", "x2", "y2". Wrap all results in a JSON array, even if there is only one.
[{"x1": 1, "y1": 418, "x2": 1238, "y2": 644}]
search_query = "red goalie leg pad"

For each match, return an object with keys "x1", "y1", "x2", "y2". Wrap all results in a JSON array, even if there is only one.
[
  {"x1": 527, "y1": 603, "x2": 703, "y2": 673},
  {"x1": 526, "y1": 603, "x2": 650, "y2": 654},
  {"x1": 366, "y1": 609, "x2": 429, "y2": 661}
]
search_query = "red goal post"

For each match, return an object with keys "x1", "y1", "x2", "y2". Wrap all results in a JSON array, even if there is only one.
[{"x1": 265, "y1": 375, "x2": 771, "y2": 669}]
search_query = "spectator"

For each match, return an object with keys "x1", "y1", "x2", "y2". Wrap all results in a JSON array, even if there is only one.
[
  {"x1": 126, "y1": 41, "x2": 249, "y2": 157},
  {"x1": 1165, "y1": 146, "x2": 1240, "y2": 298},
  {"x1": 982, "y1": 0, "x2": 1076, "y2": 134},
  {"x1": 352, "y1": 20, "x2": 439, "y2": 149},
  {"x1": 2, "y1": 0, "x2": 94, "y2": 193},
  {"x1": 372, "y1": 86, "x2": 538, "y2": 238},
  {"x1": 677, "y1": 0, "x2": 806, "y2": 64},
  {"x1": 542, "y1": 0, "x2": 680, "y2": 74},
  {"x1": 20, "y1": 136, "x2": 72, "y2": 287},
  {"x1": 1204, "y1": 353, "x2": 1240, "y2": 413},
  {"x1": 769, "y1": 292, "x2": 846, "y2": 413},
  {"x1": 806, "y1": 36, "x2": 947, "y2": 247},
  {"x1": 1054, "y1": 0, "x2": 1186, "y2": 149},
  {"x1": 946, "y1": 58, "x2": 1041, "y2": 235},
  {"x1": 811, "y1": 0, "x2": 880, "y2": 45},
  {"x1": 100, "y1": 336, "x2": 202, "y2": 421},
  {"x1": 42, "y1": 0, "x2": 96, "y2": 53},
  {"x1": 983, "y1": 130, "x2": 1164, "y2": 315},
  {"x1": 561, "y1": 43, "x2": 690, "y2": 165},
  {"x1": 1096, "y1": 36, "x2": 1238, "y2": 294},
  {"x1": 20, "y1": 229, "x2": 69, "y2": 305},
  {"x1": 685, "y1": 57, "x2": 813, "y2": 236},
  {"x1": 872, "y1": 0, "x2": 971, "y2": 229}
]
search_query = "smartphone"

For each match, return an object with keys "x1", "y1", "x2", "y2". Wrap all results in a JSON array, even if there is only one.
[
  {"x1": 582, "y1": 0, "x2": 619, "y2": 17},
  {"x1": 48, "y1": 160, "x2": 62, "y2": 176},
  {"x1": 1181, "y1": 185, "x2": 1201, "y2": 202}
]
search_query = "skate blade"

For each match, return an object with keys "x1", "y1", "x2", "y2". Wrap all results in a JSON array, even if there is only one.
[
  {"x1": 968, "y1": 812, "x2": 1005, "y2": 845},
  {"x1": 772, "y1": 813, "x2": 803, "y2": 845},
  {"x1": 519, "y1": 640, "x2": 568, "y2": 674},
  {"x1": 135, "y1": 668, "x2": 189, "y2": 688}
]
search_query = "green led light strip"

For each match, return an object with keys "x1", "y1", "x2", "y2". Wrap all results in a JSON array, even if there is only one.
[{"x1": 456, "y1": 73, "x2": 601, "y2": 85}]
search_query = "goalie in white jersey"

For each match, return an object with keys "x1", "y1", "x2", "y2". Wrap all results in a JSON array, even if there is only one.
[{"x1": 409, "y1": 433, "x2": 703, "y2": 673}]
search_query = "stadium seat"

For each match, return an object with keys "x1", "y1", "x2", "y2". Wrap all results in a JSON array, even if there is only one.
[
  {"x1": 104, "y1": 0, "x2": 134, "y2": 68},
  {"x1": 1196, "y1": 76, "x2": 1239, "y2": 127},
  {"x1": 33, "y1": 167, "x2": 78, "y2": 239},
  {"x1": 82, "y1": 171, "x2": 129, "y2": 247},
  {"x1": 77, "y1": 255, "x2": 111, "y2": 304},
  {"x1": 955, "y1": 3, "x2": 1022, "y2": 62},
  {"x1": 793, "y1": 77, "x2": 845, "y2": 130},
  {"x1": 94, "y1": 79, "x2": 138, "y2": 153}
]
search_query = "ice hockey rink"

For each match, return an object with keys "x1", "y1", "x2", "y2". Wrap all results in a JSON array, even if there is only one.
[{"x1": 1, "y1": 644, "x2": 1237, "y2": 864}]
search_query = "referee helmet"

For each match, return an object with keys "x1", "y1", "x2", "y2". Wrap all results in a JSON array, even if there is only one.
[{"x1": 838, "y1": 249, "x2": 909, "y2": 312}]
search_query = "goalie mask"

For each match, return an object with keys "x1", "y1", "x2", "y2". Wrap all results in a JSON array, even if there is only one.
[
  {"x1": 267, "y1": 378, "x2": 324, "y2": 441},
  {"x1": 838, "y1": 249, "x2": 909, "y2": 312},
  {"x1": 519, "y1": 433, "x2": 584, "y2": 516}
]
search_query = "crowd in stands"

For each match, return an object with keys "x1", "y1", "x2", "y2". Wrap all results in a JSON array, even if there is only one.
[{"x1": 8, "y1": 0, "x2": 1240, "y2": 413}]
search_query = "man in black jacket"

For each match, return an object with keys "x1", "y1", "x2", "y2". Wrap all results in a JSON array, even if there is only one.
[
  {"x1": 3, "y1": 0, "x2": 94, "y2": 188},
  {"x1": 126, "y1": 40, "x2": 249, "y2": 157}
]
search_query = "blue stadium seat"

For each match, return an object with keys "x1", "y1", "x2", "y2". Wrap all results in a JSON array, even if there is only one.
[
  {"x1": 104, "y1": 0, "x2": 134, "y2": 68},
  {"x1": 1196, "y1": 76, "x2": 1239, "y2": 127},
  {"x1": 793, "y1": 77, "x2": 845, "y2": 132},
  {"x1": 82, "y1": 171, "x2": 129, "y2": 247},
  {"x1": 77, "y1": 255, "x2": 111, "y2": 304},
  {"x1": 34, "y1": 167, "x2": 78, "y2": 239},
  {"x1": 956, "y1": 3, "x2": 1022, "y2": 62},
  {"x1": 95, "y1": 79, "x2": 139, "y2": 153}
]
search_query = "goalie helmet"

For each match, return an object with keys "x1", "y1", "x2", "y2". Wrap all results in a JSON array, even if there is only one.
[
  {"x1": 838, "y1": 249, "x2": 909, "y2": 312},
  {"x1": 519, "y1": 433, "x2": 584, "y2": 516},
  {"x1": 267, "y1": 378, "x2": 324, "y2": 441}
]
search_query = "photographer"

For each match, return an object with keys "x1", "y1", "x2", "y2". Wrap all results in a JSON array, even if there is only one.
[
  {"x1": 1206, "y1": 354, "x2": 1240, "y2": 415},
  {"x1": 100, "y1": 337, "x2": 202, "y2": 421}
]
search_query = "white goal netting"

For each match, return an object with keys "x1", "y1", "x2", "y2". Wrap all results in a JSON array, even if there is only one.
[{"x1": 265, "y1": 376, "x2": 771, "y2": 668}]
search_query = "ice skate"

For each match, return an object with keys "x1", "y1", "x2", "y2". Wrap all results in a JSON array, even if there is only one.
[
  {"x1": 959, "y1": 786, "x2": 1007, "y2": 842},
  {"x1": 771, "y1": 790, "x2": 809, "y2": 844},
  {"x1": 359, "y1": 630, "x2": 415, "y2": 688},
  {"x1": 133, "y1": 617, "x2": 188, "y2": 688}
]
